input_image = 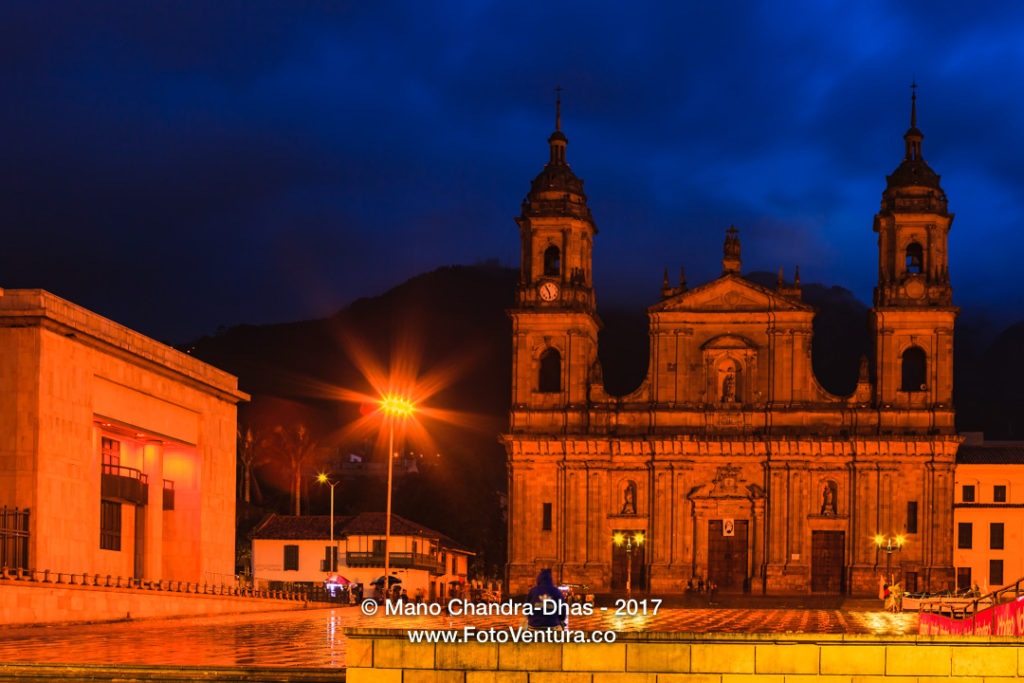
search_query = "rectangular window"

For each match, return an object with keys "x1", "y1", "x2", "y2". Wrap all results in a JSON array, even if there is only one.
[
  {"x1": 372, "y1": 539, "x2": 385, "y2": 555},
  {"x1": 994, "y1": 485, "x2": 1007, "y2": 503},
  {"x1": 957, "y1": 522, "x2": 972, "y2": 549},
  {"x1": 542, "y1": 503, "x2": 552, "y2": 531},
  {"x1": 990, "y1": 522, "x2": 1004, "y2": 550},
  {"x1": 956, "y1": 567, "x2": 972, "y2": 591},
  {"x1": 321, "y1": 545, "x2": 338, "y2": 571},
  {"x1": 283, "y1": 544, "x2": 299, "y2": 571},
  {"x1": 990, "y1": 559, "x2": 1004, "y2": 586},
  {"x1": 101, "y1": 437, "x2": 120, "y2": 467},
  {"x1": 100, "y1": 500, "x2": 121, "y2": 551},
  {"x1": 962, "y1": 485, "x2": 975, "y2": 502},
  {"x1": 906, "y1": 501, "x2": 918, "y2": 534}
]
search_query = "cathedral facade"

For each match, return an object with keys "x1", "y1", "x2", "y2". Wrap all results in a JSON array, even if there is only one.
[{"x1": 504, "y1": 95, "x2": 958, "y2": 595}]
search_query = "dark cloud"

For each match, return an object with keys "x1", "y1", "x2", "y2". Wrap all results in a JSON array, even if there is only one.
[{"x1": 2, "y1": 2, "x2": 1023, "y2": 340}]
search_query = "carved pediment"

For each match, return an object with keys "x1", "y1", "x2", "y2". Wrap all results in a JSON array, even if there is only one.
[
  {"x1": 649, "y1": 274, "x2": 814, "y2": 313},
  {"x1": 688, "y1": 465, "x2": 765, "y2": 500}
]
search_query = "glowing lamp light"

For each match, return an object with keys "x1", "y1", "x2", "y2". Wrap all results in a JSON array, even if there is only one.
[
  {"x1": 380, "y1": 394, "x2": 415, "y2": 417},
  {"x1": 895, "y1": 535, "x2": 905, "y2": 548},
  {"x1": 634, "y1": 532, "x2": 645, "y2": 545},
  {"x1": 316, "y1": 472, "x2": 329, "y2": 484},
  {"x1": 613, "y1": 532, "x2": 625, "y2": 546},
  {"x1": 874, "y1": 534, "x2": 885, "y2": 547}
]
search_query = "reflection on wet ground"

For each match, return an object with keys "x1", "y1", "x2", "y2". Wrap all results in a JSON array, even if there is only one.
[{"x1": 0, "y1": 603, "x2": 918, "y2": 669}]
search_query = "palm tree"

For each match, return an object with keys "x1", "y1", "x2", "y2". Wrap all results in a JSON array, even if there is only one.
[
  {"x1": 237, "y1": 425, "x2": 271, "y2": 504},
  {"x1": 272, "y1": 423, "x2": 320, "y2": 516}
]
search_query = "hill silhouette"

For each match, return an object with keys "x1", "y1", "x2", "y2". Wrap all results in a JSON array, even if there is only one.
[{"x1": 186, "y1": 263, "x2": 1023, "y2": 573}]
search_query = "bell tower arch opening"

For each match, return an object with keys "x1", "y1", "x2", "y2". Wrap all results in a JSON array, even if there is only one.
[
  {"x1": 900, "y1": 346, "x2": 927, "y2": 392},
  {"x1": 543, "y1": 245, "x2": 561, "y2": 277}
]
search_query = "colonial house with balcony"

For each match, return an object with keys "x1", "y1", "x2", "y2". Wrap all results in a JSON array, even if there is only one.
[
  {"x1": 250, "y1": 512, "x2": 472, "y2": 599},
  {"x1": 0, "y1": 288, "x2": 247, "y2": 583}
]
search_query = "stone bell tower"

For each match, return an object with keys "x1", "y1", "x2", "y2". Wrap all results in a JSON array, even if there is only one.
[
  {"x1": 509, "y1": 92, "x2": 600, "y2": 432},
  {"x1": 871, "y1": 85, "x2": 957, "y2": 428}
]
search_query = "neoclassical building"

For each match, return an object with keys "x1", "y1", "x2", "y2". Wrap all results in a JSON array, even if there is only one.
[
  {"x1": 0, "y1": 289, "x2": 247, "y2": 583},
  {"x1": 504, "y1": 94, "x2": 958, "y2": 595}
]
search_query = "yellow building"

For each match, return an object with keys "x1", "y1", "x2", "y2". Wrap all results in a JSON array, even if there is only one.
[
  {"x1": 0, "y1": 289, "x2": 247, "y2": 583},
  {"x1": 953, "y1": 435, "x2": 1024, "y2": 592},
  {"x1": 505, "y1": 95, "x2": 958, "y2": 595}
]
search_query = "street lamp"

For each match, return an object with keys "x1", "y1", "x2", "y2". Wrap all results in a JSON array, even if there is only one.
[
  {"x1": 874, "y1": 533, "x2": 905, "y2": 584},
  {"x1": 613, "y1": 531, "x2": 645, "y2": 598},
  {"x1": 380, "y1": 393, "x2": 415, "y2": 599},
  {"x1": 316, "y1": 473, "x2": 340, "y2": 574}
]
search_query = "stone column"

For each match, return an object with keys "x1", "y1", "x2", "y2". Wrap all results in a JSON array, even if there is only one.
[{"x1": 143, "y1": 440, "x2": 163, "y2": 581}]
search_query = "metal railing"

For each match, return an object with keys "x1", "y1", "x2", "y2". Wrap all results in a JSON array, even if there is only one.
[
  {"x1": 346, "y1": 551, "x2": 442, "y2": 572},
  {"x1": 101, "y1": 464, "x2": 149, "y2": 505},
  {"x1": 162, "y1": 479, "x2": 174, "y2": 510},
  {"x1": 919, "y1": 576, "x2": 1023, "y2": 620},
  {"x1": 0, "y1": 565, "x2": 331, "y2": 604},
  {"x1": 0, "y1": 507, "x2": 29, "y2": 570}
]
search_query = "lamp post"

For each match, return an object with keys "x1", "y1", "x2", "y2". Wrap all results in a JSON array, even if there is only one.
[
  {"x1": 613, "y1": 531, "x2": 645, "y2": 598},
  {"x1": 380, "y1": 394, "x2": 415, "y2": 600},
  {"x1": 316, "y1": 473, "x2": 339, "y2": 574},
  {"x1": 874, "y1": 533, "x2": 905, "y2": 584}
]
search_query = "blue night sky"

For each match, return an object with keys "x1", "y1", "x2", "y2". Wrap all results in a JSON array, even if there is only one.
[{"x1": 2, "y1": 1, "x2": 1023, "y2": 341}]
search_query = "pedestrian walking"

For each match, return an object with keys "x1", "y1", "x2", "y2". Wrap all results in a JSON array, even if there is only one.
[{"x1": 526, "y1": 569, "x2": 565, "y2": 630}]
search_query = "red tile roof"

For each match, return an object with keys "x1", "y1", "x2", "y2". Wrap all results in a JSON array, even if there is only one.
[{"x1": 250, "y1": 512, "x2": 472, "y2": 553}]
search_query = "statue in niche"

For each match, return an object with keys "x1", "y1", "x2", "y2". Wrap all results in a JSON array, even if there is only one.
[
  {"x1": 820, "y1": 481, "x2": 837, "y2": 516},
  {"x1": 721, "y1": 371, "x2": 736, "y2": 402},
  {"x1": 620, "y1": 481, "x2": 637, "y2": 515}
]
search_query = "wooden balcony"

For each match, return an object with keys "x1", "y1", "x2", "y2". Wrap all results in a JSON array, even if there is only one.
[
  {"x1": 101, "y1": 464, "x2": 148, "y2": 506},
  {"x1": 345, "y1": 551, "x2": 441, "y2": 573}
]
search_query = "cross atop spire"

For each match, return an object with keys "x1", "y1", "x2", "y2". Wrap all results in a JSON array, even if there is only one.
[
  {"x1": 903, "y1": 82, "x2": 924, "y2": 161},
  {"x1": 555, "y1": 85, "x2": 563, "y2": 131},
  {"x1": 910, "y1": 80, "x2": 917, "y2": 129}
]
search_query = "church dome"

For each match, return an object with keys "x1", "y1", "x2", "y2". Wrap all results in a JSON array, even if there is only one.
[
  {"x1": 519, "y1": 105, "x2": 595, "y2": 226},
  {"x1": 880, "y1": 88, "x2": 948, "y2": 215}
]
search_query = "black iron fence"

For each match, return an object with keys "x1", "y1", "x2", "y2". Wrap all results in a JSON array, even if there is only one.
[{"x1": 0, "y1": 506, "x2": 29, "y2": 570}]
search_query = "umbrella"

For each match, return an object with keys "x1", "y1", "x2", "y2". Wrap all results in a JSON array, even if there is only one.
[
  {"x1": 325, "y1": 574, "x2": 351, "y2": 585},
  {"x1": 371, "y1": 575, "x2": 402, "y2": 586}
]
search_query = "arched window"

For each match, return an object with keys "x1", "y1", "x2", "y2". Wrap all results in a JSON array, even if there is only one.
[
  {"x1": 905, "y1": 242, "x2": 924, "y2": 274},
  {"x1": 538, "y1": 348, "x2": 561, "y2": 393},
  {"x1": 543, "y1": 246, "x2": 561, "y2": 277},
  {"x1": 901, "y1": 346, "x2": 927, "y2": 391}
]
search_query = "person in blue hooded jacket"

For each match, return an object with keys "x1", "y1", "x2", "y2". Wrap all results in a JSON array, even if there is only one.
[{"x1": 526, "y1": 568, "x2": 566, "y2": 629}]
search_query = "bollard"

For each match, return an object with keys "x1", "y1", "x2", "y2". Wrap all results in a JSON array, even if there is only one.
[{"x1": 42, "y1": 569, "x2": 50, "y2": 583}]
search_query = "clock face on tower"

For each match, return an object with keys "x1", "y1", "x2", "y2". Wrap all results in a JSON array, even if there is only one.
[{"x1": 538, "y1": 281, "x2": 560, "y2": 302}]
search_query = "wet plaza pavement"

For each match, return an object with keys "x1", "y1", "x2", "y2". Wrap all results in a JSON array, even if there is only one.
[{"x1": 0, "y1": 601, "x2": 918, "y2": 670}]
